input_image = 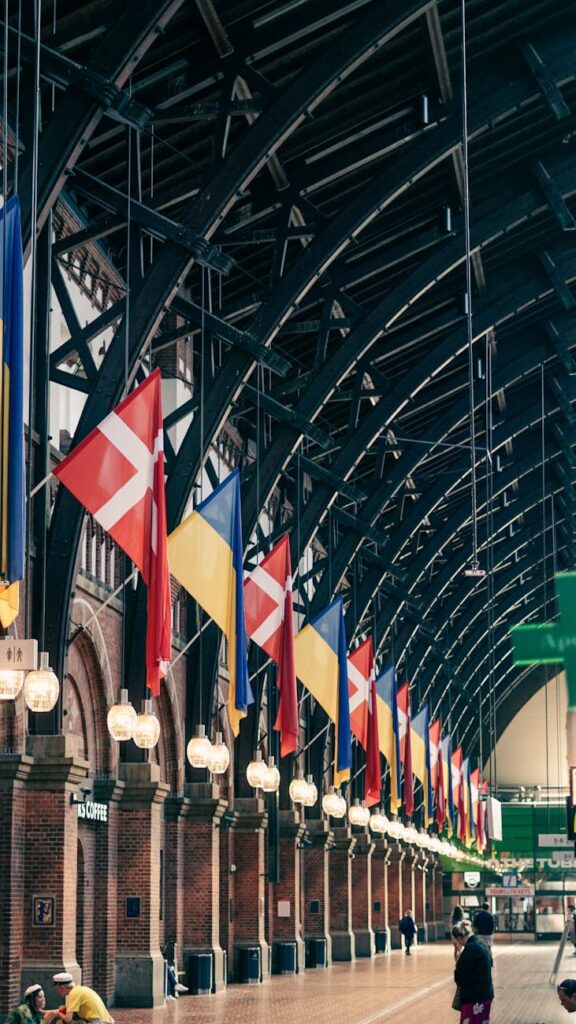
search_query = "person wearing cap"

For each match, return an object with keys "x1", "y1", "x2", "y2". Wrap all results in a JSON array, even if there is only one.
[
  {"x1": 5, "y1": 984, "x2": 46, "y2": 1024},
  {"x1": 558, "y1": 979, "x2": 576, "y2": 1012},
  {"x1": 51, "y1": 973, "x2": 113, "y2": 1024}
]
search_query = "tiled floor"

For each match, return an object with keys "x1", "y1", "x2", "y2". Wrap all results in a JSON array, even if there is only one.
[{"x1": 112, "y1": 942, "x2": 573, "y2": 1023}]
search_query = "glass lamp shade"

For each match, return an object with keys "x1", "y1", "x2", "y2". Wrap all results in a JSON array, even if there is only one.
[
  {"x1": 302, "y1": 774, "x2": 318, "y2": 807},
  {"x1": 107, "y1": 689, "x2": 137, "y2": 741},
  {"x1": 261, "y1": 756, "x2": 280, "y2": 793},
  {"x1": 23, "y1": 653, "x2": 59, "y2": 712},
  {"x1": 289, "y1": 773, "x2": 309, "y2": 804},
  {"x1": 206, "y1": 732, "x2": 230, "y2": 775},
  {"x1": 369, "y1": 809, "x2": 389, "y2": 835},
  {"x1": 246, "y1": 751, "x2": 269, "y2": 789},
  {"x1": 187, "y1": 724, "x2": 212, "y2": 768},
  {"x1": 133, "y1": 701, "x2": 160, "y2": 749},
  {"x1": 0, "y1": 669, "x2": 25, "y2": 700},
  {"x1": 403, "y1": 824, "x2": 418, "y2": 844},
  {"x1": 348, "y1": 800, "x2": 370, "y2": 827},
  {"x1": 416, "y1": 829, "x2": 429, "y2": 848},
  {"x1": 322, "y1": 787, "x2": 345, "y2": 818}
]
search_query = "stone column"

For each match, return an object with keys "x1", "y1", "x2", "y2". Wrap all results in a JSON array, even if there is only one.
[
  {"x1": 402, "y1": 846, "x2": 416, "y2": 942},
  {"x1": 272, "y1": 810, "x2": 305, "y2": 972},
  {"x1": 352, "y1": 830, "x2": 375, "y2": 956},
  {"x1": 163, "y1": 795, "x2": 185, "y2": 973},
  {"x1": 233, "y1": 797, "x2": 269, "y2": 981},
  {"x1": 182, "y1": 782, "x2": 227, "y2": 992},
  {"x1": 92, "y1": 777, "x2": 123, "y2": 1004},
  {"x1": 115, "y1": 762, "x2": 169, "y2": 1007},
  {"x1": 414, "y1": 853, "x2": 427, "y2": 942},
  {"x1": 0, "y1": 754, "x2": 31, "y2": 1013},
  {"x1": 302, "y1": 819, "x2": 332, "y2": 966},
  {"x1": 387, "y1": 844, "x2": 404, "y2": 948},
  {"x1": 435, "y1": 859, "x2": 445, "y2": 938},
  {"x1": 328, "y1": 826, "x2": 356, "y2": 961},
  {"x1": 370, "y1": 836, "x2": 389, "y2": 954},
  {"x1": 22, "y1": 735, "x2": 88, "y2": 994}
]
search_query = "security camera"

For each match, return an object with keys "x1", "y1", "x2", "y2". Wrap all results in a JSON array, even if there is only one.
[{"x1": 80, "y1": 786, "x2": 92, "y2": 796}]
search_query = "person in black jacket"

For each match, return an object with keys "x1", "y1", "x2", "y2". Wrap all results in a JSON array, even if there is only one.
[
  {"x1": 453, "y1": 923, "x2": 494, "y2": 1023},
  {"x1": 473, "y1": 902, "x2": 495, "y2": 950},
  {"x1": 399, "y1": 909, "x2": 417, "y2": 955}
]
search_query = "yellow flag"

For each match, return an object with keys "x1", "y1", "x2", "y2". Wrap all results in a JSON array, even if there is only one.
[{"x1": 0, "y1": 581, "x2": 19, "y2": 628}]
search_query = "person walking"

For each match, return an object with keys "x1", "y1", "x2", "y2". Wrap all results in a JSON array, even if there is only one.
[
  {"x1": 452, "y1": 922, "x2": 494, "y2": 1024},
  {"x1": 450, "y1": 905, "x2": 465, "y2": 962},
  {"x1": 474, "y1": 901, "x2": 495, "y2": 950},
  {"x1": 399, "y1": 909, "x2": 417, "y2": 956},
  {"x1": 5, "y1": 985, "x2": 45, "y2": 1024},
  {"x1": 51, "y1": 973, "x2": 114, "y2": 1024},
  {"x1": 558, "y1": 979, "x2": 576, "y2": 1012}
]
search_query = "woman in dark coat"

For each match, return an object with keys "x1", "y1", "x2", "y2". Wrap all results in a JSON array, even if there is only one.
[{"x1": 453, "y1": 923, "x2": 494, "y2": 1024}]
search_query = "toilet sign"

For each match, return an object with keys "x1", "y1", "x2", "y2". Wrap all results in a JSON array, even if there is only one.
[{"x1": 0, "y1": 638, "x2": 38, "y2": 670}]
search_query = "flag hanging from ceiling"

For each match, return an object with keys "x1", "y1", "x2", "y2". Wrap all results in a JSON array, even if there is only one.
[
  {"x1": 441, "y1": 734, "x2": 454, "y2": 836},
  {"x1": 486, "y1": 795, "x2": 502, "y2": 842},
  {"x1": 411, "y1": 705, "x2": 434, "y2": 825},
  {"x1": 470, "y1": 768, "x2": 484, "y2": 850},
  {"x1": 0, "y1": 196, "x2": 24, "y2": 628},
  {"x1": 244, "y1": 534, "x2": 297, "y2": 756},
  {"x1": 462, "y1": 756, "x2": 476, "y2": 847},
  {"x1": 429, "y1": 719, "x2": 445, "y2": 829},
  {"x1": 397, "y1": 682, "x2": 414, "y2": 816},
  {"x1": 168, "y1": 468, "x2": 252, "y2": 735},
  {"x1": 452, "y1": 745, "x2": 466, "y2": 842},
  {"x1": 54, "y1": 368, "x2": 171, "y2": 695},
  {"x1": 294, "y1": 597, "x2": 351, "y2": 787},
  {"x1": 375, "y1": 665, "x2": 401, "y2": 814},
  {"x1": 348, "y1": 638, "x2": 380, "y2": 804}
]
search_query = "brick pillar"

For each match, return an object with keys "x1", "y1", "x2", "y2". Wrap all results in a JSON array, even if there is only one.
[
  {"x1": 370, "y1": 836, "x2": 389, "y2": 954},
  {"x1": 387, "y1": 844, "x2": 404, "y2": 948},
  {"x1": 0, "y1": 755, "x2": 30, "y2": 1014},
  {"x1": 233, "y1": 798, "x2": 269, "y2": 981},
  {"x1": 329, "y1": 827, "x2": 356, "y2": 961},
  {"x1": 435, "y1": 860, "x2": 445, "y2": 938},
  {"x1": 352, "y1": 831, "x2": 375, "y2": 956},
  {"x1": 414, "y1": 854, "x2": 427, "y2": 942},
  {"x1": 115, "y1": 762, "x2": 168, "y2": 1007},
  {"x1": 302, "y1": 820, "x2": 332, "y2": 965},
  {"x1": 163, "y1": 796, "x2": 185, "y2": 973},
  {"x1": 182, "y1": 782, "x2": 227, "y2": 992},
  {"x1": 271, "y1": 810, "x2": 305, "y2": 973},
  {"x1": 22, "y1": 735, "x2": 88, "y2": 994},
  {"x1": 402, "y1": 847, "x2": 415, "y2": 939},
  {"x1": 91, "y1": 777, "x2": 123, "y2": 1004},
  {"x1": 219, "y1": 821, "x2": 235, "y2": 980}
]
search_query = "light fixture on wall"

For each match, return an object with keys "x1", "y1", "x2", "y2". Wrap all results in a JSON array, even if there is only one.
[
  {"x1": 206, "y1": 732, "x2": 230, "y2": 775},
  {"x1": 246, "y1": 750, "x2": 269, "y2": 789},
  {"x1": 23, "y1": 652, "x2": 59, "y2": 712},
  {"x1": 0, "y1": 669, "x2": 25, "y2": 700},
  {"x1": 107, "y1": 688, "x2": 137, "y2": 741},
  {"x1": 261, "y1": 756, "x2": 280, "y2": 793},
  {"x1": 369, "y1": 808, "x2": 389, "y2": 835},
  {"x1": 322, "y1": 786, "x2": 345, "y2": 818},
  {"x1": 133, "y1": 700, "x2": 160, "y2": 749},
  {"x1": 289, "y1": 771, "x2": 309, "y2": 804},
  {"x1": 348, "y1": 799, "x2": 370, "y2": 828},
  {"x1": 187, "y1": 724, "x2": 212, "y2": 768},
  {"x1": 302, "y1": 774, "x2": 318, "y2": 808}
]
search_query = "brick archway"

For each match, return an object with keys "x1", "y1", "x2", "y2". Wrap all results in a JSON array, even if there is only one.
[{"x1": 67, "y1": 599, "x2": 116, "y2": 776}]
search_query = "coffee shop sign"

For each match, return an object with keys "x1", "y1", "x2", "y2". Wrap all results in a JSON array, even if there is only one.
[{"x1": 77, "y1": 801, "x2": 108, "y2": 823}]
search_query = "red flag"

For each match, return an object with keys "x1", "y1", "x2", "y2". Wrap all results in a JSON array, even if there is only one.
[
  {"x1": 54, "y1": 369, "x2": 171, "y2": 695},
  {"x1": 429, "y1": 718, "x2": 445, "y2": 828},
  {"x1": 365, "y1": 667, "x2": 381, "y2": 807},
  {"x1": 397, "y1": 682, "x2": 414, "y2": 816},
  {"x1": 452, "y1": 746, "x2": 466, "y2": 842},
  {"x1": 244, "y1": 535, "x2": 297, "y2": 756},
  {"x1": 348, "y1": 639, "x2": 380, "y2": 806}
]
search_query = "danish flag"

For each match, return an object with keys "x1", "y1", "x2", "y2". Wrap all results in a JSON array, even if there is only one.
[
  {"x1": 53, "y1": 369, "x2": 171, "y2": 696},
  {"x1": 397, "y1": 682, "x2": 414, "y2": 816},
  {"x1": 429, "y1": 718, "x2": 445, "y2": 828},
  {"x1": 347, "y1": 638, "x2": 381, "y2": 806},
  {"x1": 244, "y1": 535, "x2": 298, "y2": 756}
]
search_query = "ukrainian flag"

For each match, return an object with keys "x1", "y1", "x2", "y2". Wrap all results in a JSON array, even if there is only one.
[
  {"x1": 375, "y1": 665, "x2": 401, "y2": 814},
  {"x1": 441, "y1": 734, "x2": 454, "y2": 836},
  {"x1": 294, "y1": 598, "x2": 351, "y2": 787},
  {"x1": 411, "y1": 705, "x2": 434, "y2": 825},
  {"x1": 462, "y1": 756, "x2": 475, "y2": 847},
  {"x1": 168, "y1": 469, "x2": 253, "y2": 735},
  {"x1": 0, "y1": 196, "x2": 24, "y2": 628}
]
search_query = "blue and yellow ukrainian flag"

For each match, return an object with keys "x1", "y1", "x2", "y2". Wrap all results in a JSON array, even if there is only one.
[
  {"x1": 411, "y1": 704, "x2": 434, "y2": 825},
  {"x1": 375, "y1": 665, "x2": 401, "y2": 814},
  {"x1": 168, "y1": 469, "x2": 253, "y2": 735},
  {"x1": 441, "y1": 734, "x2": 454, "y2": 836},
  {"x1": 0, "y1": 196, "x2": 24, "y2": 628},
  {"x1": 294, "y1": 598, "x2": 351, "y2": 787},
  {"x1": 461, "y1": 756, "x2": 475, "y2": 847}
]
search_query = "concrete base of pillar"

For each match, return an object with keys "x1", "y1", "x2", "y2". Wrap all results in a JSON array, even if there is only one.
[
  {"x1": 183, "y1": 945, "x2": 227, "y2": 993},
  {"x1": 390, "y1": 926, "x2": 402, "y2": 949},
  {"x1": 115, "y1": 953, "x2": 165, "y2": 1007},
  {"x1": 353, "y1": 928, "x2": 375, "y2": 957},
  {"x1": 21, "y1": 961, "x2": 81, "y2": 1000},
  {"x1": 330, "y1": 930, "x2": 356, "y2": 961}
]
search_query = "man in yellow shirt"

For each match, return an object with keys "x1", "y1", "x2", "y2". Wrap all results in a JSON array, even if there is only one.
[{"x1": 51, "y1": 973, "x2": 114, "y2": 1024}]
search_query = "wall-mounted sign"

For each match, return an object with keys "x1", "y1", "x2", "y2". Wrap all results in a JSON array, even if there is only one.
[
  {"x1": 538, "y1": 834, "x2": 572, "y2": 848},
  {"x1": 33, "y1": 895, "x2": 55, "y2": 927},
  {"x1": 0, "y1": 638, "x2": 37, "y2": 671},
  {"x1": 277, "y1": 900, "x2": 291, "y2": 918},
  {"x1": 126, "y1": 897, "x2": 141, "y2": 919},
  {"x1": 464, "y1": 871, "x2": 481, "y2": 889},
  {"x1": 501, "y1": 872, "x2": 518, "y2": 889},
  {"x1": 77, "y1": 801, "x2": 108, "y2": 823},
  {"x1": 486, "y1": 885, "x2": 534, "y2": 897}
]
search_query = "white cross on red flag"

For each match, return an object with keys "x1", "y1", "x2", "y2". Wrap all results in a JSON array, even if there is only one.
[
  {"x1": 53, "y1": 368, "x2": 171, "y2": 696},
  {"x1": 348, "y1": 638, "x2": 381, "y2": 806},
  {"x1": 243, "y1": 535, "x2": 298, "y2": 756}
]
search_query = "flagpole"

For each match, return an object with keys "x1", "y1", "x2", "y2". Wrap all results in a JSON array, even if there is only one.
[
  {"x1": 68, "y1": 569, "x2": 137, "y2": 643},
  {"x1": 169, "y1": 615, "x2": 214, "y2": 671},
  {"x1": 28, "y1": 470, "x2": 53, "y2": 499}
]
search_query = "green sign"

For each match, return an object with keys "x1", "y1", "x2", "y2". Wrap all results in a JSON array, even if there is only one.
[{"x1": 511, "y1": 573, "x2": 576, "y2": 707}]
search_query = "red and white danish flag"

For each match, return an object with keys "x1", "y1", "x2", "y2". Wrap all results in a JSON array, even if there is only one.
[
  {"x1": 347, "y1": 638, "x2": 381, "y2": 806},
  {"x1": 429, "y1": 718, "x2": 445, "y2": 828},
  {"x1": 244, "y1": 535, "x2": 298, "y2": 756},
  {"x1": 53, "y1": 368, "x2": 171, "y2": 696}
]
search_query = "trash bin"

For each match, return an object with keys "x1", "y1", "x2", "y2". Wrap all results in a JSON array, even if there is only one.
[
  {"x1": 238, "y1": 946, "x2": 261, "y2": 983},
  {"x1": 188, "y1": 952, "x2": 213, "y2": 995},
  {"x1": 276, "y1": 941, "x2": 297, "y2": 974},
  {"x1": 374, "y1": 929, "x2": 387, "y2": 953},
  {"x1": 417, "y1": 926, "x2": 426, "y2": 945},
  {"x1": 306, "y1": 937, "x2": 327, "y2": 967}
]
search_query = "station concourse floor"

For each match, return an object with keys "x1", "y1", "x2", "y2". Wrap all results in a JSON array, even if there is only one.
[{"x1": 112, "y1": 942, "x2": 573, "y2": 1024}]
